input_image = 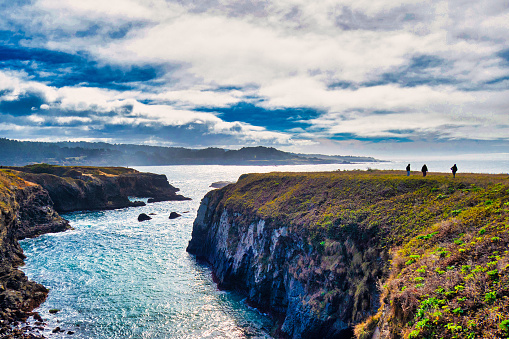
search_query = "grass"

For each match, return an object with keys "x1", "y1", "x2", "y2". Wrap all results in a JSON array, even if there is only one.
[
  {"x1": 207, "y1": 170, "x2": 509, "y2": 338},
  {"x1": 6, "y1": 163, "x2": 138, "y2": 177}
]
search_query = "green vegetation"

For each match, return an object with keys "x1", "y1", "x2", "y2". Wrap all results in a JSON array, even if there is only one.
[
  {"x1": 7, "y1": 163, "x2": 138, "y2": 177},
  {"x1": 209, "y1": 170, "x2": 509, "y2": 338}
]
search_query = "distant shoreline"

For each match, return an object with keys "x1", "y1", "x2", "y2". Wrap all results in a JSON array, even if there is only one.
[{"x1": 0, "y1": 138, "x2": 383, "y2": 167}]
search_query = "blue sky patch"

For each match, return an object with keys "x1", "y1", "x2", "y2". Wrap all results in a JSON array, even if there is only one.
[
  {"x1": 196, "y1": 102, "x2": 323, "y2": 132},
  {"x1": 0, "y1": 45, "x2": 165, "y2": 90},
  {"x1": 0, "y1": 91, "x2": 45, "y2": 116},
  {"x1": 498, "y1": 48, "x2": 509, "y2": 66},
  {"x1": 364, "y1": 55, "x2": 454, "y2": 87},
  {"x1": 330, "y1": 133, "x2": 413, "y2": 143}
]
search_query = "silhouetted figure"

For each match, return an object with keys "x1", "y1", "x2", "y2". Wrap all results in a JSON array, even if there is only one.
[
  {"x1": 406, "y1": 164, "x2": 411, "y2": 176},
  {"x1": 451, "y1": 164, "x2": 457, "y2": 178},
  {"x1": 421, "y1": 164, "x2": 428, "y2": 177}
]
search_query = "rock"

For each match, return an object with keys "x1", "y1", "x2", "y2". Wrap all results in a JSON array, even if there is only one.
[
  {"x1": 210, "y1": 181, "x2": 234, "y2": 188},
  {"x1": 52, "y1": 326, "x2": 61, "y2": 333},
  {"x1": 15, "y1": 184, "x2": 71, "y2": 240},
  {"x1": 33, "y1": 312, "x2": 43, "y2": 322},
  {"x1": 49, "y1": 309, "x2": 60, "y2": 314},
  {"x1": 67, "y1": 330, "x2": 75, "y2": 335},
  {"x1": 169, "y1": 212, "x2": 181, "y2": 219},
  {"x1": 149, "y1": 213, "x2": 157, "y2": 215},
  {"x1": 138, "y1": 213, "x2": 152, "y2": 222}
]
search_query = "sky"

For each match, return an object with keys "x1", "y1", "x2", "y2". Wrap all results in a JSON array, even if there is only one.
[{"x1": 0, "y1": 0, "x2": 508, "y2": 159}]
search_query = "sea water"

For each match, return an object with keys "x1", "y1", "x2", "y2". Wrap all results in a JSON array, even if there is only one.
[{"x1": 20, "y1": 161, "x2": 507, "y2": 338}]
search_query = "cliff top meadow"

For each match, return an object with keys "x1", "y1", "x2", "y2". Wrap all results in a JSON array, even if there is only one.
[
  {"x1": 6, "y1": 163, "x2": 138, "y2": 177},
  {"x1": 205, "y1": 170, "x2": 509, "y2": 338}
]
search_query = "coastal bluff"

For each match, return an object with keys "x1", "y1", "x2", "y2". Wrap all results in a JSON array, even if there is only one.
[
  {"x1": 0, "y1": 170, "x2": 70, "y2": 337},
  {"x1": 187, "y1": 170, "x2": 509, "y2": 338},
  {"x1": 7, "y1": 164, "x2": 190, "y2": 212},
  {"x1": 0, "y1": 165, "x2": 189, "y2": 337}
]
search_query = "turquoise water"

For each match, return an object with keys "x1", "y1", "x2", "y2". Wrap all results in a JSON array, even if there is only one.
[{"x1": 20, "y1": 162, "x2": 507, "y2": 338}]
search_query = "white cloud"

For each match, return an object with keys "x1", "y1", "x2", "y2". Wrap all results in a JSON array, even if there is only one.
[
  {"x1": 1, "y1": 0, "x2": 508, "y2": 153},
  {"x1": 0, "y1": 70, "x2": 296, "y2": 145}
]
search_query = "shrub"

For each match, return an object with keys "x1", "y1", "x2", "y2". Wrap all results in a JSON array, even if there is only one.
[
  {"x1": 500, "y1": 320, "x2": 509, "y2": 333},
  {"x1": 484, "y1": 291, "x2": 497, "y2": 304}
]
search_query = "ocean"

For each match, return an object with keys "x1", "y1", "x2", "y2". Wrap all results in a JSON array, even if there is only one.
[{"x1": 20, "y1": 160, "x2": 508, "y2": 338}]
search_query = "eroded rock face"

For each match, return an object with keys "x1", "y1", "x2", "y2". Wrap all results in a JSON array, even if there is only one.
[
  {"x1": 13, "y1": 171, "x2": 190, "y2": 213},
  {"x1": 0, "y1": 176, "x2": 69, "y2": 332},
  {"x1": 187, "y1": 194, "x2": 359, "y2": 339},
  {"x1": 15, "y1": 184, "x2": 70, "y2": 239}
]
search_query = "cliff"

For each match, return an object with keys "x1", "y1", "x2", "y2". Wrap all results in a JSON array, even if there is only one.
[
  {"x1": 8, "y1": 164, "x2": 190, "y2": 212},
  {"x1": 0, "y1": 170, "x2": 70, "y2": 337},
  {"x1": 187, "y1": 171, "x2": 509, "y2": 339}
]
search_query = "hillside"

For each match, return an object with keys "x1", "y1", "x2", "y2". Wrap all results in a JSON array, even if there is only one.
[
  {"x1": 187, "y1": 170, "x2": 509, "y2": 338},
  {"x1": 0, "y1": 139, "x2": 380, "y2": 166}
]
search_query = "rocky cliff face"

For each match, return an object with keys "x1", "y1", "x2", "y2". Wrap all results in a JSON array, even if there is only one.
[
  {"x1": 14, "y1": 184, "x2": 70, "y2": 239},
  {"x1": 187, "y1": 171, "x2": 509, "y2": 339},
  {"x1": 9, "y1": 165, "x2": 190, "y2": 212},
  {"x1": 188, "y1": 198, "x2": 359, "y2": 338},
  {"x1": 0, "y1": 171, "x2": 70, "y2": 336},
  {"x1": 187, "y1": 175, "x2": 381, "y2": 338}
]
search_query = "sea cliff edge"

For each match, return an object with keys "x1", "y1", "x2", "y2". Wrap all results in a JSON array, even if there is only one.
[{"x1": 187, "y1": 170, "x2": 509, "y2": 339}]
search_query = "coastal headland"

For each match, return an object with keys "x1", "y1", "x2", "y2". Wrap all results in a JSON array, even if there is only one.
[
  {"x1": 187, "y1": 170, "x2": 509, "y2": 338},
  {"x1": 0, "y1": 165, "x2": 189, "y2": 338}
]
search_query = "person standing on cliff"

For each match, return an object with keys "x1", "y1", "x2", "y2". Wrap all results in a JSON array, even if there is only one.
[
  {"x1": 451, "y1": 164, "x2": 458, "y2": 178},
  {"x1": 406, "y1": 164, "x2": 411, "y2": 176},
  {"x1": 421, "y1": 164, "x2": 428, "y2": 177}
]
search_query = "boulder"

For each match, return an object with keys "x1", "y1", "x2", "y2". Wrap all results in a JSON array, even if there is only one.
[
  {"x1": 138, "y1": 213, "x2": 152, "y2": 222},
  {"x1": 169, "y1": 212, "x2": 181, "y2": 219}
]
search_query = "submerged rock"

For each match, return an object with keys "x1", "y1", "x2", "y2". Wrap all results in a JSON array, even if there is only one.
[
  {"x1": 138, "y1": 213, "x2": 152, "y2": 222},
  {"x1": 169, "y1": 212, "x2": 181, "y2": 219}
]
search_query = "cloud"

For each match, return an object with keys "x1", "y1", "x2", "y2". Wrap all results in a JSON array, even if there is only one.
[
  {"x1": 0, "y1": 0, "x2": 508, "y2": 156},
  {"x1": 0, "y1": 70, "x2": 296, "y2": 146}
]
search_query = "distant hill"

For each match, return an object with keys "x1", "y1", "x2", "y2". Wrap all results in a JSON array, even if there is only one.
[{"x1": 0, "y1": 138, "x2": 382, "y2": 166}]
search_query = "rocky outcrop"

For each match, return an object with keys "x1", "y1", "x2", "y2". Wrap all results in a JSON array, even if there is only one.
[
  {"x1": 0, "y1": 171, "x2": 70, "y2": 337},
  {"x1": 210, "y1": 181, "x2": 234, "y2": 189},
  {"x1": 10, "y1": 166, "x2": 190, "y2": 213},
  {"x1": 187, "y1": 194, "x2": 361, "y2": 338},
  {"x1": 169, "y1": 212, "x2": 181, "y2": 219},
  {"x1": 15, "y1": 185, "x2": 70, "y2": 239},
  {"x1": 138, "y1": 213, "x2": 151, "y2": 222}
]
